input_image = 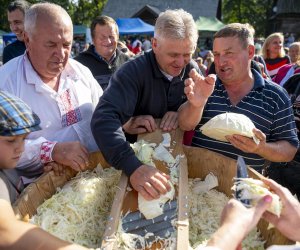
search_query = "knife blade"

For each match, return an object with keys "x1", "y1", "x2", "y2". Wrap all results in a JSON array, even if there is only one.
[{"x1": 236, "y1": 155, "x2": 250, "y2": 206}]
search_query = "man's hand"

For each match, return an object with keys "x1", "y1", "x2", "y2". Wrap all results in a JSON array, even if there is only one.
[
  {"x1": 226, "y1": 128, "x2": 266, "y2": 154},
  {"x1": 123, "y1": 115, "x2": 156, "y2": 134},
  {"x1": 130, "y1": 165, "x2": 171, "y2": 200},
  {"x1": 206, "y1": 196, "x2": 272, "y2": 250},
  {"x1": 52, "y1": 141, "x2": 89, "y2": 172},
  {"x1": 184, "y1": 69, "x2": 216, "y2": 108},
  {"x1": 160, "y1": 111, "x2": 178, "y2": 131},
  {"x1": 44, "y1": 162, "x2": 66, "y2": 176},
  {"x1": 262, "y1": 178, "x2": 300, "y2": 242}
]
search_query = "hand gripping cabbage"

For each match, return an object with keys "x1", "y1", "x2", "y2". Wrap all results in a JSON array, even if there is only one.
[
  {"x1": 138, "y1": 181, "x2": 175, "y2": 219},
  {"x1": 200, "y1": 112, "x2": 260, "y2": 144},
  {"x1": 234, "y1": 178, "x2": 282, "y2": 216}
]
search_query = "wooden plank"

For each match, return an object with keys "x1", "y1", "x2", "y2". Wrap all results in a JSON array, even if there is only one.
[
  {"x1": 101, "y1": 173, "x2": 128, "y2": 250},
  {"x1": 177, "y1": 156, "x2": 189, "y2": 249},
  {"x1": 101, "y1": 120, "x2": 187, "y2": 249}
]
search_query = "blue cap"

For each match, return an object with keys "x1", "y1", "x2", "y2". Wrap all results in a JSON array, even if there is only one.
[{"x1": 0, "y1": 91, "x2": 41, "y2": 136}]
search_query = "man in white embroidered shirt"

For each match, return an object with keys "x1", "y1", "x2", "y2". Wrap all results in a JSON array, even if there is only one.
[{"x1": 0, "y1": 3, "x2": 102, "y2": 187}]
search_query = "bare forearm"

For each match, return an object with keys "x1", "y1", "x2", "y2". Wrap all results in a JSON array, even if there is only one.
[
  {"x1": 257, "y1": 141, "x2": 297, "y2": 162},
  {"x1": 178, "y1": 101, "x2": 206, "y2": 131},
  {"x1": 0, "y1": 200, "x2": 87, "y2": 250},
  {"x1": 207, "y1": 224, "x2": 244, "y2": 250}
]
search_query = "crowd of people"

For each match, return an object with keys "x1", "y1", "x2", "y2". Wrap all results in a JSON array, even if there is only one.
[{"x1": 0, "y1": 0, "x2": 300, "y2": 249}]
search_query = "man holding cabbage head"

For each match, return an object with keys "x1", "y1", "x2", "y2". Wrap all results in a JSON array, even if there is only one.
[{"x1": 178, "y1": 23, "x2": 299, "y2": 172}]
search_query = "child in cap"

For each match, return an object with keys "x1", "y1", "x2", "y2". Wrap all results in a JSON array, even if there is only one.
[
  {"x1": 0, "y1": 90, "x2": 41, "y2": 203},
  {"x1": 0, "y1": 90, "x2": 87, "y2": 250}
]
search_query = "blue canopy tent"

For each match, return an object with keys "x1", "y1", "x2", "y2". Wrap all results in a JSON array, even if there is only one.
[
  {"x1": 2, "y1": 32, "x2": 17, "y2": 46},
  {"x1": 116, "y1": 18, "x2": 154, "y2": 35}
]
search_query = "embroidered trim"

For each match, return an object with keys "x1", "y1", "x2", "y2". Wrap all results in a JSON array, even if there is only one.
[
  {"x1": 58, "y1": 88, "x2": 82, "y2": 127},
  {"x1": 40, "y1": 141, "x2": 57, "y2": 164}
]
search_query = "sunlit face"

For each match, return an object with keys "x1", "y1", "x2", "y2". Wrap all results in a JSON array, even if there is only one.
[
  {"x1": 152, "y1": 37, "x2": 195, "y2": 77},
  {"x1": 92, "y1": 24, "x2": 118, "y2": 61},
  {"x1": 289, "y1": 45, "x2": 300, "y2": 63},
  {"x1": 0, "y1": 134, "x2": 27, "y2": 169},
  {"x1": 213, "y1": 37, "x2": 253, "y2": 86},
  {"x1": 24, "y1": 17, "x2": 72, "y2": 82},
  {"x1": 7, "y1": 9, "x2": 25, "y2": 41},
  {"x1": 268, "y1": 37, "x2": 283, "y2": 57}
]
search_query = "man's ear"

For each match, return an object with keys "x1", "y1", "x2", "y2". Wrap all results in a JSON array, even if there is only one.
[
  {"x1": 23, "y1": 32, "x2": 30, "y2": 49},
  {"x1": 151, "y1": 37, "x2": 157, "y2": 50},
  {"x1": 248, "y1": 44, "x2": 255, "y2": 59}
]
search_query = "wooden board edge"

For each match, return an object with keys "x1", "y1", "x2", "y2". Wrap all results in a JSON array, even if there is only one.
[
  {"x1": 101, "y1": 172, "x2": 128, "y2": 249},
  {"x1": 177, "y1": 156, "x2": 189, "y2": 249}
]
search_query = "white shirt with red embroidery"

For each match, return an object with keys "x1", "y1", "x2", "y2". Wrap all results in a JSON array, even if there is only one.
[{"x1": 0, "y1": 54, "x2": 103, "y2": 176}]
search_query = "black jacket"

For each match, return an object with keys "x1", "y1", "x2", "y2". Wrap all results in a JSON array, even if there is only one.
[
  {"x1": 74, "y1": 45, "x2": 129, "y2": 90},
  {"x1": 3, "y1": 40, "x2": 26, "y2": 64},
  {"x1": 91, "y1": 50, "x2": 200, "y2": 176}
]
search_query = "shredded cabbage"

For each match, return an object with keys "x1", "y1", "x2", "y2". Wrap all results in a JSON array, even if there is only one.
[
  {"x1": 130, "y1": 140, "x2": 156, "y2": 166},
  {"x1": 192, "y1": 173, "x2": 218, "y2": 194},
  {"x1": 188, "y1": 177, "x2": 265, "y2": 250},
  {"x1": 30, "y1": 166, "x2": 121, "y2": 248},
  {"x1": 161, "y1": 133, "x2": 171, "y2": 147},
  {"x1": 153, "y1": 144, "x2": 176, "y2": 166}
]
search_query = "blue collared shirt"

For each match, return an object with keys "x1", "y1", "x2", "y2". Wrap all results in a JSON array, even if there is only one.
[{"x1": 191, "y1": 69, "x2": 299, "y2": 171}]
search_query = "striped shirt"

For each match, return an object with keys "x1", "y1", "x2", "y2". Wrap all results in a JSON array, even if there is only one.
[{"x1": 191, "y1": 69, "x2": 299, "y2": 172}]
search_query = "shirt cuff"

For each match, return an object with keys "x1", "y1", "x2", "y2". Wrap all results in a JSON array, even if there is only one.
[{"x1": 40, "y1": 141, "x2": 57, "y2": 164}]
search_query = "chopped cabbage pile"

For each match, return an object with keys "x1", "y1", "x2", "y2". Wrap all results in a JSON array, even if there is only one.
[
  {"x1": 234, "y1": 178, "x2": 282, "y2": 216},
  {"x1": 130, "y1": 133, "x2": 177, "y2": 167},
  {"x1": 115, "y1": 220, "x2": 177, "y2": 250},
  {"x1": 188, "y1": 177, "x2": 265, "y2": 250},
  {"x1": 131, "y1": 139, "x2": 156, "y2": 166},
  {"x1": 30, "y1": 166, "x2": 121, "y2": 248}
]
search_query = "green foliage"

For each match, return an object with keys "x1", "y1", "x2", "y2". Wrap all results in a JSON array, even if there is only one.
[
  {"x1": 0, "y1": 0, "x2": 107, "y2": 32},
  {"x1": 222, "y1": 0, "x2": 274, "y2": 37},
  {"x1": 72, "y1": 0, "x2": 107, "y2": 26}
]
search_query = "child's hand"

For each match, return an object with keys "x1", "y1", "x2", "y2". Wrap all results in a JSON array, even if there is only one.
[{"x1": 44, "y1": 162, "x2": 66, "y2": 176}]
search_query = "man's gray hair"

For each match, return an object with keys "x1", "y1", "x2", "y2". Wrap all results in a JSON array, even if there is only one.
[
  {"x1": 154, "y1": 9, "x2": 198, "y2": 47},
  {"x1": 24, "y1": 2, "x2": 72, "y2": 38}
]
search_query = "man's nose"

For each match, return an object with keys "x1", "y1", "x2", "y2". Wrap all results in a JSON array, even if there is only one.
[
  {"x1": 176, "y1": 56, "x2": 185, "y2": 67},
  {"x1": 56, "y1": 46, "x2": 65, "y2": 58},
  {"x1": 218, "y1": 55, "x2": 226, "y2": 65}
]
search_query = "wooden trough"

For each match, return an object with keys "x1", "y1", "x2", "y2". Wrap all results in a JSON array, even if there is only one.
[{"x1": 13, "y1": 125, "x2": 294, "y2": 249}]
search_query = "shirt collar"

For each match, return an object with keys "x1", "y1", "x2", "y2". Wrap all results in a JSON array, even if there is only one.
[
  {"x1": 216, "y1": 68, "x2": 266, "y2": 90},
  {"x1": 92, "y1": 45, "x2": 116, "y2": 64},
  {"x1": 23, "y1": 53, "x2": 81, "y2": 89},
  {"x1": 251, "y1": 68, "x2": 265, "y2": 89}
]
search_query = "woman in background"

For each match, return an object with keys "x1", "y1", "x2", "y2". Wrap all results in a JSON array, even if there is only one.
[
  {"x1": 262, "y1": 32, "x2": 290, "y2": 79},
  {"x1": 273, "y1": 42, "x2": 300, "y2": 86}
]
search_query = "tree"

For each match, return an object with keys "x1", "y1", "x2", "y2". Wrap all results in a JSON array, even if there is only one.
[
  {"x1": 222, "y1": 0, "x2": 274, "y2": 37},
  {"x1": 71, "y1": 0, "x2": 107, "y2": 26},
  {"x1": 0, "y1": 0, "x2": 107, "y2": 32}
]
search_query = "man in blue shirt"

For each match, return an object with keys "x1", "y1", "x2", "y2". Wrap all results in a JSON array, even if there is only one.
[
  {"x1": 178, "y1": 23, "x2": 299, "y2": 172},
  {"x1": 3, "y1": 0, "x2": 30, "y2": 64}
]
